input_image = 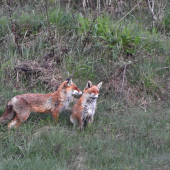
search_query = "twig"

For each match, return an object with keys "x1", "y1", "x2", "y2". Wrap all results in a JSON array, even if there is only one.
[
  {"x1": 154, "y1": 67, "x2": 169, "y2": 72},
  {"x1": 115, "y1": 56, "x2": 148, "y2": 78},
  {"x1": 113, "y1": 64, "x2": 127, "y2": 101},
  {"x1": 147, "y1": 0, "x2": 157, "y2": 20},
  {"x1": 44, "y1": 0, "x2": 54, "y2": 57},
  {"x1": 81, "y1": 17, "x2": 97, "y2": 54},
  {"x1": 5, "y1": 2, "x2": 22, "y2": 57},
  {"x1": 114, "y1": 0, "x2": 142, "y2": 26},
  {"x1": 67, "y1": 0, "x2": 71, "y2": 10},
  {"x1": 97, "y1": 0, "x2": 101, "y2": 14},
  {"x1": 83, "y1": 0, "x2": 92, "y2": 10},
  {"x1": 120, "y1": 64, "x2": 127, "y2": 93}
]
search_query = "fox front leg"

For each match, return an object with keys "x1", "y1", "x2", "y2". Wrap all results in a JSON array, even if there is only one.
[
  {"x1": 52, "y1": 110, "x2": 60, "y2": 122},
  {"x1": 79, "y1": 119, "x2": 85, "y2": 132},
  {"x1": 88, "y1": 115, "x2": 94, "y2": 124},
  {"x1": 8, "y1": 117, "x2": 21, "y2": 129}
]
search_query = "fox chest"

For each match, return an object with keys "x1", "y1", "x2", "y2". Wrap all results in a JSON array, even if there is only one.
[
  {"x1": 81, "y1": 100, "x2": 97, "y2": 119},
  {"x1": 63, "y1": 95, "x2": 72, "y2": 107},
  {"x1": 60, "y1": 94, "x2": 73, "y2": 111}
]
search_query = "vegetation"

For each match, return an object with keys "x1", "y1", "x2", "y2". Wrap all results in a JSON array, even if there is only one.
[{"x1": 0, "y1": 0, "x2": 170, "y2": 169}]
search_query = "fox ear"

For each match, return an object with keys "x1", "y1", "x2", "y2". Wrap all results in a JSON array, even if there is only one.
[
  {"x1": 66, "y1": 78, "x2": 70, "y2": 82},
  {"x1": 67, "y1": 78, "x2": 73, "y2": 86},
  {"x1": 97, "y1": 82, "x2": 102, "y2": 90},
  {"x1": 86, "y1": 81, "x2": 92, "y2": 88}
]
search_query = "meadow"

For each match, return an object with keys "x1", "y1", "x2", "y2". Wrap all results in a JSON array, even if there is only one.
[{"x1": 0, "y1": 0, "x2": 170, "y2": 169}]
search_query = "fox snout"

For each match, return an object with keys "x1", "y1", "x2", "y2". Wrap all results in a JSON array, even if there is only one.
[
  {"x1": 78, "y1": 91, "x2": 82, "y2": 95},
  {"x1": 73, "y1": 90, "x2": 82, "y2": 95},
  {"x1": 90, "y1": 93, "x2": 99, "y2": 99}
]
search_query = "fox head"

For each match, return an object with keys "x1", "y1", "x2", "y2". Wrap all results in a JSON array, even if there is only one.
[
  {"x1": 83, "y1": 81, "x2": 102, "y2": 99},
  {"x1": 64, "y1": 78, "x2": 82, "y2": 96}
]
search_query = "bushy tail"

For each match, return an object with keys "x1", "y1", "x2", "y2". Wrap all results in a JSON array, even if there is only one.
[{"x1": 0, "y1": 105, "x2": 15, "y2": 124}]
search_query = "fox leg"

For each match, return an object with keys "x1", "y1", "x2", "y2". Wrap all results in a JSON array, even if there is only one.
[
  {"x1": 88, "y1": 116, "x2": 94, "y2": 124},
  {"x1": 8, "y1": 106, "x2": 30, "y2": 129},
  {"x1": 70, "y1": 115, "x2": 78, "y2": 130},
  {"x1": 79, "y1": 118, "x2": 85, "y2": 132},
  {"x1": 70, "y1": 115, "x2": 76, "y2": 125},
  {"x1": 8, "y1": 112, "x2": 30, "y2": 129},
  {"x1": 52, "y1": 110, "x2": 60, "y2": 122},
  {"x1": 0, "y1": 105, "x2": 15, "y2": 124},
  {"x1": 8, "y1": 116, "x2": 21, "y2": 129},
  {"x1": 80, "y1": 123, "x2": 84, "y2": 132}
]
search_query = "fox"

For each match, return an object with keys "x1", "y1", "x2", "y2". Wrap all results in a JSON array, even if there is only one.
[
  {"x1": 0, "y1": 78, "x2": 82, "y2": 129},
  {"x1": 70, "y1": 81, "x2": 102, "y2": 131}
]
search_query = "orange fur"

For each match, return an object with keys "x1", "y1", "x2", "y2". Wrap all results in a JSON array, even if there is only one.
[
  {"x1": 0, "y1": 79, "x2": 82, "y2": 129},
  {"x1": 70, "y1": 81, "x2": 102, "y2": 131}
]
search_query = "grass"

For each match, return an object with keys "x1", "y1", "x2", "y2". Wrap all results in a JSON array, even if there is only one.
[
  {"x1": 1, "y1": 96, "x2": 170, "y2": 169},
  {"x1": 0, "y1": 1, "x2": 170, "y2": 169}
]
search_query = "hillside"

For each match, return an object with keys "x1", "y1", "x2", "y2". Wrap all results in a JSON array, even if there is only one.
[{"x1": 0, "y1": 0, "x2": 170, "y2": 169}]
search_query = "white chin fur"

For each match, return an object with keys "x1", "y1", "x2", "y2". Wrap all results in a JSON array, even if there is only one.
[
  {"x1": 72, "y1": 90, "x2": 80, "y2": 95},
  {"x1": 90, "y1": 94, "x2": 98, "y2": 98}
]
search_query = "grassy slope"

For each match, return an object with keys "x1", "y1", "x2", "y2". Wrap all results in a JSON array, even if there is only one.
[
  {"x1": 0, "y1": 1, "x2": 170, "y2": 169},
  {"x1": 1, "y1": 97, "x2": 170, "y2": 170}
]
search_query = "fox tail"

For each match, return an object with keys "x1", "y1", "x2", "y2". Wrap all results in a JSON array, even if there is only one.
[{"x1": 0, "y1": 105, "x2": 15, "y2": 124}]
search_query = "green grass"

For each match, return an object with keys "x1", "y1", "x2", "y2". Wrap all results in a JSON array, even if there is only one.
[
  {"x1": 1, "y1": 96, "x2": 170, "y2": 169},
  {"x1": 0, "y1": 1, "x2": 170, "y2": 169}
]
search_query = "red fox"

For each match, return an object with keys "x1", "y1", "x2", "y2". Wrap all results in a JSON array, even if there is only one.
[
  {"x1": 70, "y1": 81, "x2": 102, "y2": 131},
  {"x1": 0, "y1": 79, "x2": 82, "y2": 129}
]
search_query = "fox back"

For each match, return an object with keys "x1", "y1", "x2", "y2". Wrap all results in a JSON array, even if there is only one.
[
  {"x1": 70, "y1": 81, "x2": 102, "y2": 131},
  {"x1": 0, "y1": 78, "x2": 82, "y2": 129}
]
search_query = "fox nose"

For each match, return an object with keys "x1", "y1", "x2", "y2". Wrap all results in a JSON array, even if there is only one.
[
  {"x1": 94, "y1": 94, "x2": 99, "y2": 98},
  {"x1": 79, "y1": 91, "x2": 82, "y2": 95}
]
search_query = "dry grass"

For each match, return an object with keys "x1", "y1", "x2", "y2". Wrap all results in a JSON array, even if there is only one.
[{"x1": 14, "y1": 59, "x2": 63, "y2": 91}]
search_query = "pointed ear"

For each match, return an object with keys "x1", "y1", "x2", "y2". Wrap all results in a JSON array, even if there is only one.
[
  {"x1": 86, "y1": 81, "x2": 92, "y2": 88},
  {"x1": 97, "y1": 82, "x2": 102, "y2": 90},
  {"x1": 67, "y1": 79, "x2": 73, "y2": 86},
  {"x1": 66, "y1": 78, "x2": 70, "y2": 82}
]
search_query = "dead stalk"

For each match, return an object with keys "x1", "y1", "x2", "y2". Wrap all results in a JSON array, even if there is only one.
[
  {"x1": 120, "y1": 64, "x2": 127, "y2": 93},
  {"x1": 81, "y1": 17, "x2": 97, "y2": 54},
  {"x1": 147, "y1": 0, "x2": 167, "y2": 23},
  {"x1": 5, "y1": 1, "x2": 23, "y2": 57},
  {"x1": 147, "y1": 0, "x2": 157, "y2": 20},
  {"x1": 44, "y1": 0, "x2": 54, "y2": 57},
  {"x1": 114, "y1": 0, "x2": 142, "y2": 26}
]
